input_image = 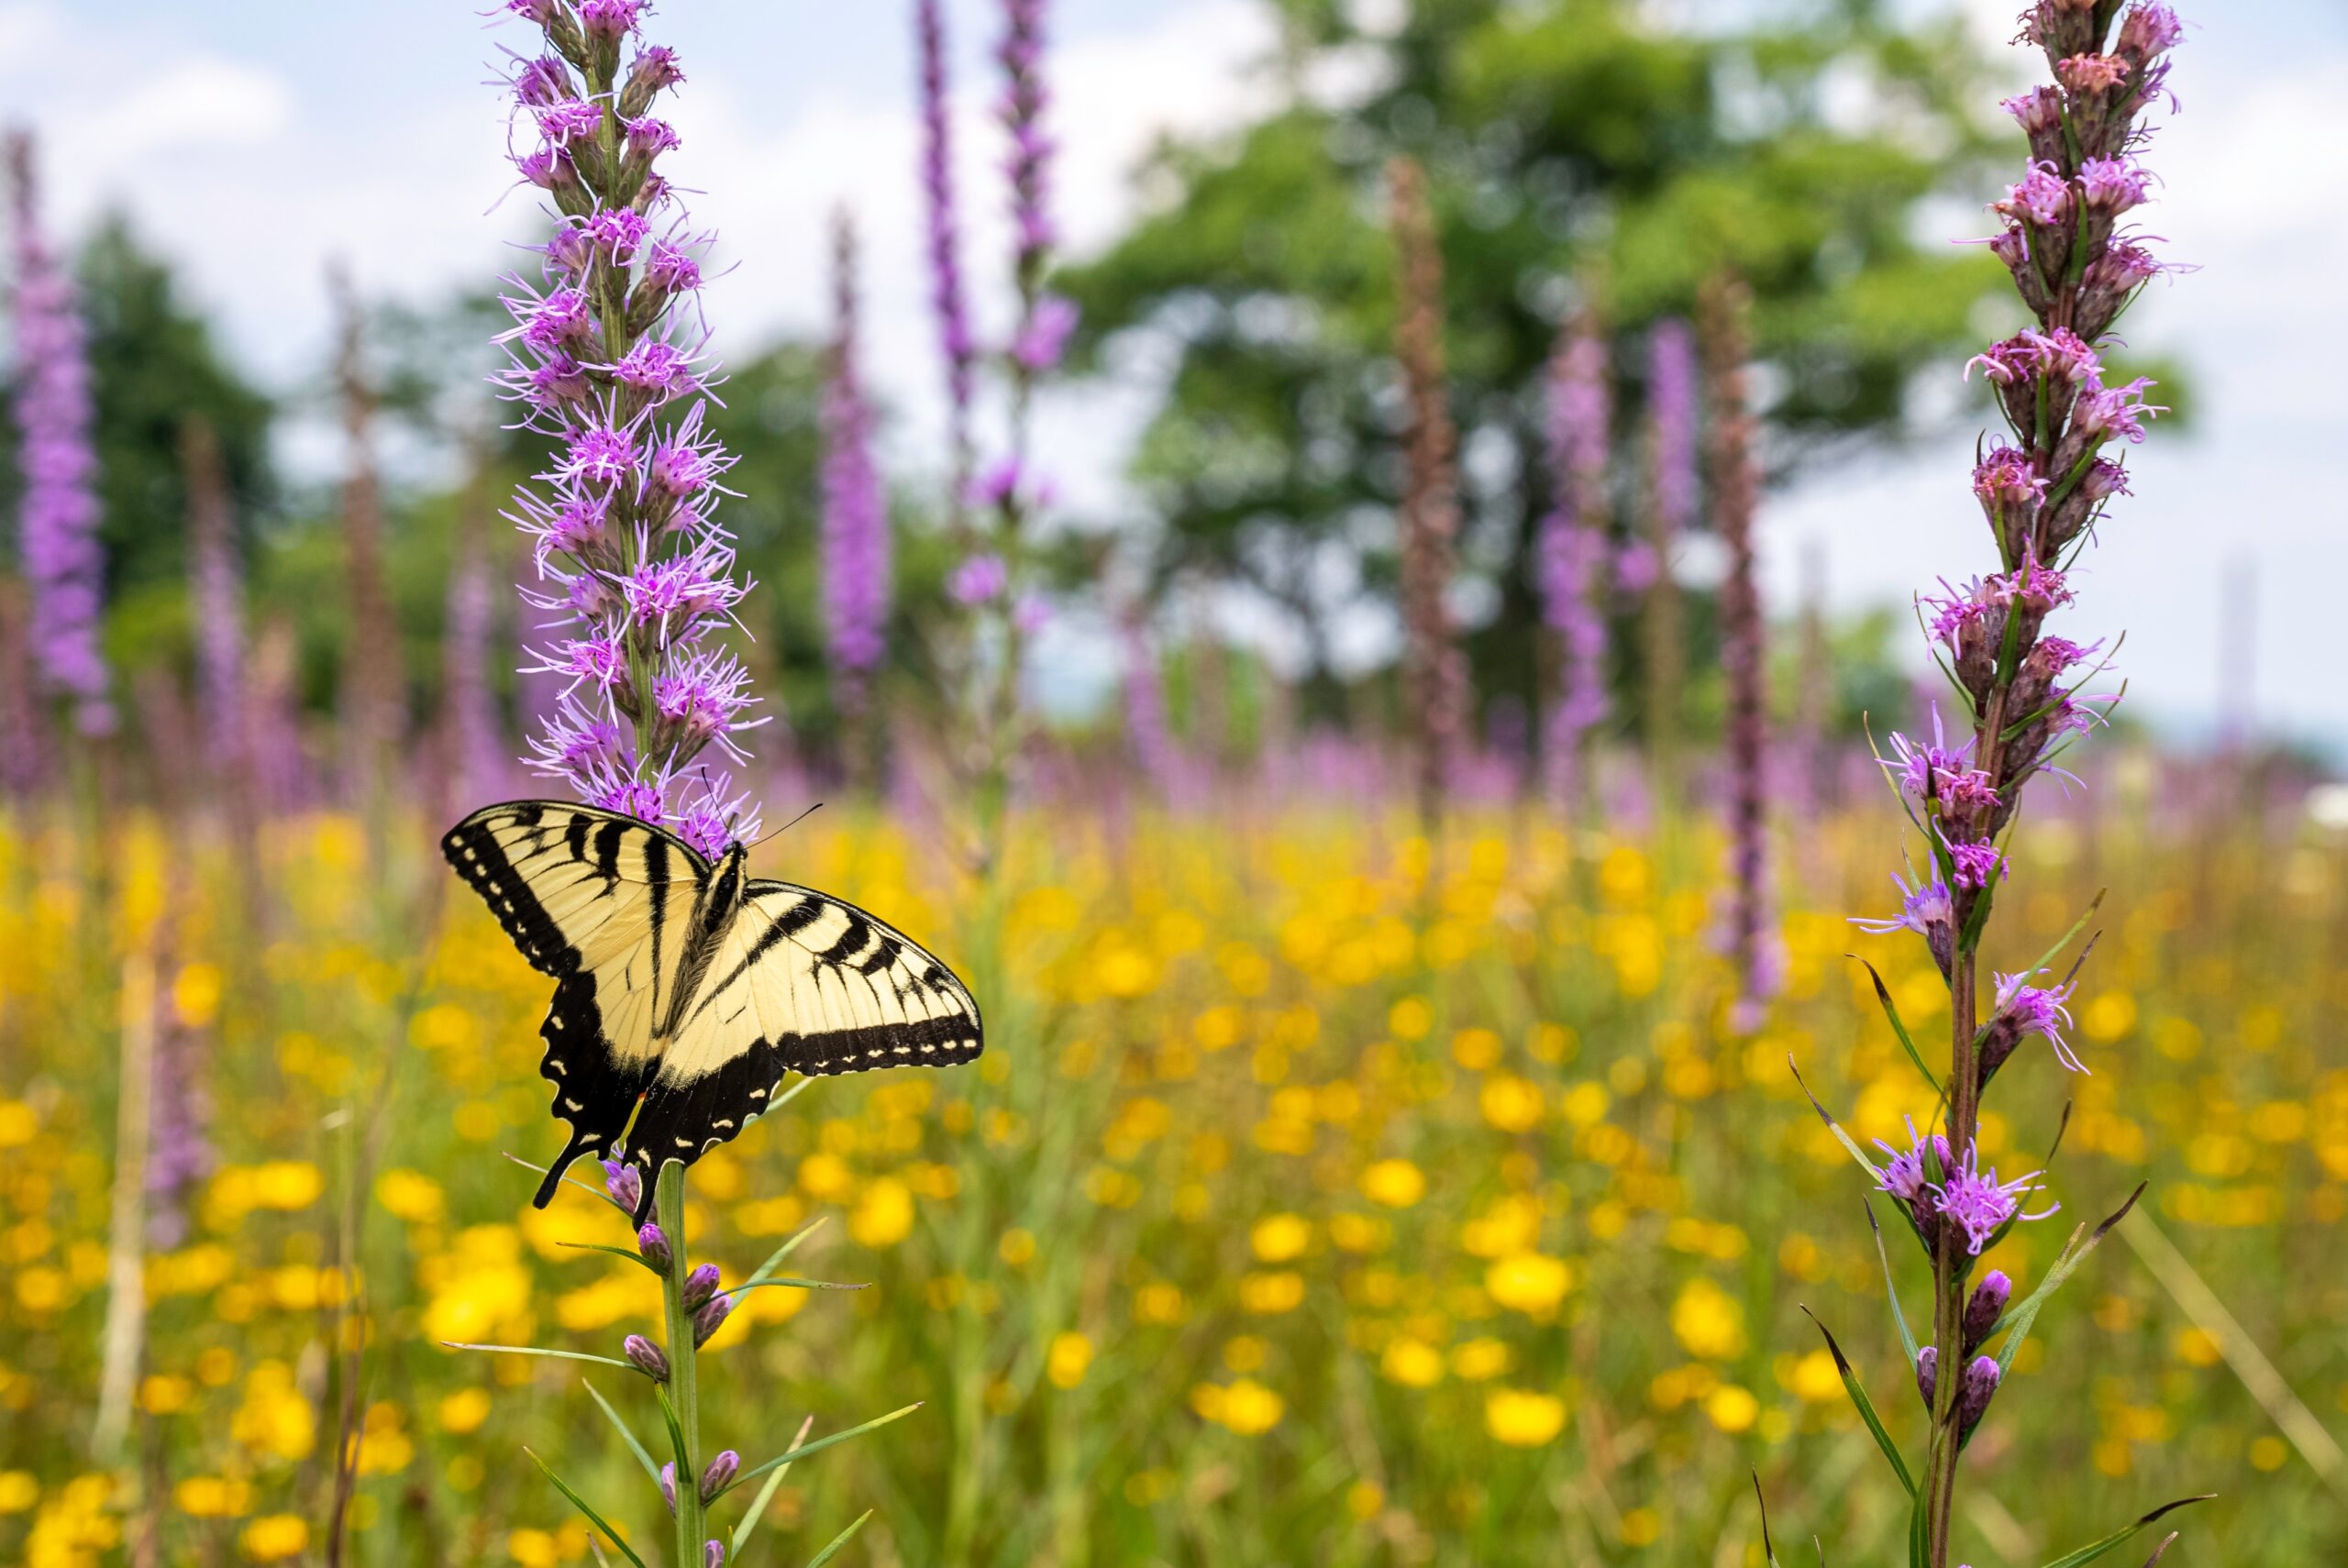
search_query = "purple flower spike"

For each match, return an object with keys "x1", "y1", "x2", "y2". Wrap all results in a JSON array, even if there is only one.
[
  {"x1": 6, "y1": 133, "x2": 116, "y2": 736},
  {"x1": 491, "y1": 3, "x2": 763, "y2": 848},
  {"x1": 950, "y1": 553, "x2": 1009, "y2": 606},
  {"x1": 915, "y1": 0, "x2": 977, "y2": 509},
  {"x1": 1537, "y1": 314, "x2": 1611, "y2": 811}
]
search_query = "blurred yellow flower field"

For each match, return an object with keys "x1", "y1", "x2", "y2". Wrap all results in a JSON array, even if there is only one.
[{"x1": 0, "y1": 799, "x2": 2342, "y2": 1564}]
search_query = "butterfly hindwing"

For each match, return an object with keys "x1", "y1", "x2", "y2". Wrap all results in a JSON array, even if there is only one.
[
  {"x1": 442, "y1": 802, "x2": 707, "y2": 1203},
  {"x1": 621, "y1": 880, "x2": 983, "y2": 1170}
]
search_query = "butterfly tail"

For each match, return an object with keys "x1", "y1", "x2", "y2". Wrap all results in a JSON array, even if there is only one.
[{"x1": 531, "y1": 1135, "x2": 601, "y2": 1209}]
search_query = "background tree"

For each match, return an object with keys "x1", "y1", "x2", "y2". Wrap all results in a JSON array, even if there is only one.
[{"x1": 1061, "y1": 0, "x2": 2007, "y2": 732}]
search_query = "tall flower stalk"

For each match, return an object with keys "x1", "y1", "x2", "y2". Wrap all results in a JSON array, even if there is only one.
[
  {"x1": 959, "y1": 0, "x2": 1069, "y2": 872},
  {"x1": 1798, "y1": 7, "x2": 2198, "y2": 1563},
  {"x1": 181, "y1": 417, "x2": 249, "y2": 789},
  {"x1": 1386, "y1": 156, "x2": 1468, "y2": 833},
  {"x1": 1538, "y1": 310, "x2": 1611, "y2": 817},
  {"x1": 819, "y1": 210, "x2": 891, "y2": 771},
  {"x1": 1702, "y1": 278, "x2": 1777, "y2": 1029},
  {"x1": 443, "y1": 430, "x2": 508, "y2": 809},
  {"x1": 6, "y1": 129, "x2": 114, "y2": 739},
  {"x1": 494, "y1": 0, "x2": 762, "y2": 856},
  {"x1": 330, "y1": 264, "x2": 403, "y2": 820},
  {"x1": 916, "y1": 0, "x2": 976, "y2": 530},
  {"x1": 1640, "y1": 318, "x2": 1696, "y2": 812}
]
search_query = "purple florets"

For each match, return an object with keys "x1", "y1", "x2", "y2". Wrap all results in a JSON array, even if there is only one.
[
  {"x1": 1934, "y1": 1147, "x2": 2052, "y2": 1255},
  {"x1": 490, "y1": 0, "x2": 765, "y2": 848},
  {"x1": 820, "y1": 215, "x2": 892, "y2": 712},
  {"x1": 6, "y1": 133, "x2": 116, "y2": 737}
]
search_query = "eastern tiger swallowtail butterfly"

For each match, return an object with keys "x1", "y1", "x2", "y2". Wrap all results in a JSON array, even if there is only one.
[{"x1": 442, "y1": 801, "x2": 982, "y2": 1221}]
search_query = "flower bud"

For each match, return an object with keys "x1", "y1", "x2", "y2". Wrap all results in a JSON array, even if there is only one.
[
  {"x1": 604, "y1": 1159, "x2": 643, "y2": 1215},
  {"x1": 1957, "y1": 1354, "x2": 2002, "y2": 1440},
  {"x1": 692, "y1": 1292, "x2": 734, "y2": 1348},
  {"x1": 1914, "y1": 1345, "x2": 1937, "y2": 1410},
  {"x1": 699, "y1": 1449, "x2": 738, "y2": 1502},
  {"x1": 659, "y1": 1461, "x2": 677, "y2": 1515},
  {"x1": 637, "y1": 1222, "x2": 672, "y2": 1272},
  {"x1": 1963, "y1": 1271, "x2": 2011, "y2": 1353},
  {"x1": 681, "y1": 1263, "x2": 721, "y2": 1312},
  {"x1": 704, "y1": 1541, "x2": 726, "y2": 1567},
  {"x1": 624, "y1": 1332, "x2": 670, "y2": 1383}
]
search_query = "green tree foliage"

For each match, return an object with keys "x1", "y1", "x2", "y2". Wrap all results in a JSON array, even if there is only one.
[{"x1": 1060, "y1": 0, "x2": 2009, "y2": 722}]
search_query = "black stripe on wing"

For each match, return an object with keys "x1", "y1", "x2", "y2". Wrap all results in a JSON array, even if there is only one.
[
  {"x1": 533, "y1": 971, "x2": 657, "y2": 1209},
  {"x1": 441, "y1": 805, "x2": 581, "y2": 977},
  {"x1": 621, "y1": 1013, "x2": 983, "y2": 1176}
]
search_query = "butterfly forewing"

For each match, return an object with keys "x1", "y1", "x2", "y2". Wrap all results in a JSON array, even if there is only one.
[
  {"x1": 442, "y1": 802, "x2": 706, "y2": 1203},
  {"x1": 442, "y1": 801, "x2": 984, "y2": 1219}
]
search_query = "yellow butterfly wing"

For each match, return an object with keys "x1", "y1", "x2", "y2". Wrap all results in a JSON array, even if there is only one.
[
  {"x1": 622, "y1": 879, "x2": 983, "y2": 1169},
  {"x1": 442, "y1": 801, "x2": 706, "y2": 1202}
]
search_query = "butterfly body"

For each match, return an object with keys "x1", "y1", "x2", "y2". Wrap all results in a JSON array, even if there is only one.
[{"x1": 442, "y1": 801, "x2": 982, "y2": 1221}]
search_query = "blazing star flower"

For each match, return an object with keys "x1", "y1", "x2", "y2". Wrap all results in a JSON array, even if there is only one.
[
  {"x1": 2080, "y1": 157, "x2": 2153, "y2": 215},
  {"x1": 1933, "y1": 1147, "x2": 2054, "y2": 1255},
  {"x1": 1945, "y1": 837, "x2": 2007, "y2": 890},
  {"x1": 820, "y1": 215, "x2": 892, "y2": 710},
  {"x1": 7, "y1": 132, "x2": 116, "y2": 735},
  {"x1": 1973, "y1": 446, "x2": 2047, "y2": 512},
  {"x1": 916, "y1": 0, "x2": 977, "y2": 502},
  {"x1": 1875, "y1": 1118, "x2": 1955, "y2": 1239},
  {"x1": 1990, "y1": 969, "x2": 2087, "y2": 1073},
  {"x1": 1994, "y1": 161, "x2": 2073, "y2": 228},
  {"x1": 949, "y1": 553, "x2": 1009, "y2": 606},
  {"x1": 2072, "y1": 370, "x2": 2167, "y2": 445},
  {"x1": 490, "y1": 3, "x2": 765, "y2": 846},
  {"x1": 2055, "y1": 52, "x2": 2131, "y2": 94},
  {"x1": 1851, "y1": 870, "x2": 1955, "y2": 942},
  {"x1": 1013, "y1": 292, "x2": 1080, "y2": 372}
]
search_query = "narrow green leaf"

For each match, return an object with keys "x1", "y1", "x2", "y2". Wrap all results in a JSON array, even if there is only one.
[
  {"x1": 1801, "y1": 1309, "x2": 1915, "y2": 1497},
  {"x1": 1786, "y1": 1057, "x2": 1890, "y2": 1189},
  {"x1": 443, "y1": 1342, "x2": 638, "y2": 1373},
  {"x1": 1864, "y1": 1202, "x2": 1922, "y2": 1364},
  {"x1": 1752, "y1": 1472, "x2": 1781, "y2": 1568},
  {"x1": 737, "y1": 1216, "x2": 830, "y2": 1288},
  {"x1": 2035, "y1": 1496, "x2": 2213, "y2": 1568},
  {"x1": 731, "y1": 1414, "x2": 816, "y2": 1558},
  {"x1": 803, "y1": 1508, "x2": 874, "y2": 1568},
  {"x1": 523, "y1": 1448, "x2": 649, "y2": 1568},
  {"x1": 581, "y1": 1378, "x2": 661, "y2": 1486},
  {"x1": 655, "y1": 1384, "x2": 692, "y2": 1475},
  {"x1": 2002, "y1": 893, "x2": 2107, "y2": 1002},
  {"x1": 1994, "y1": 1185, "x2": 2146, "y2": 1377},
  {"x1": 1848, "y1": 956, "x2": 1945, "y2": 1098},
  {"x1": 729, "y1": 1275, "x2": 868, "y2": 1299},
  {"x1": 559, "y1": 1241, "x2": 664, "y2": 1275},
  {"x1": 711, "y1": 1403, "x2": 924, "y2": 1501},
  {"x1": 2138, "y1": 1532, "x2": 2180, "y2": 1568},
  {"x1": 1907, "y1": 1463, "x2": 1932, "y2": 1568},
  {"x1": 504, "y1": 1151, "x2": 626, "y2": 1214}
]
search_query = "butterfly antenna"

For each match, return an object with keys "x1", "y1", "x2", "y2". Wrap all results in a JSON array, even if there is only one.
[{"x1": 749, "y1": 801, "x2": 824, "y2": 850}]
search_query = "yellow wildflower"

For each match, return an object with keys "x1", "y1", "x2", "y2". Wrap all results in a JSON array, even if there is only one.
[{"x1": 1484, "y1": 1388, "x2": 1567, "y2": 1447}]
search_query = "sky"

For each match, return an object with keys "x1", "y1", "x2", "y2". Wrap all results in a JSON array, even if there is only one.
[{"x1": 2, "y1": 0, "x2": 2342, "y2": 749}]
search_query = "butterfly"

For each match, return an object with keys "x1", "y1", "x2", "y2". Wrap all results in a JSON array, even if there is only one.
[{"x1": 442, "y1": 801, "x2": 982, "y2": 1222}]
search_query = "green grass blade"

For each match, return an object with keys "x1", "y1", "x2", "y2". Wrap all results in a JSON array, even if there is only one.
[
  {"x1": 582, "y1": 1378, "x2": 662, "y2": 1486},
  {"x1": 1848, "y1": 956, "x2": 1944, "y2": 1097},
  {"x1": 1786, "y1": 1056, "x2": 1892, "y2": 1188},
  {"x1": 1864, "y1": 1201, "x2": 1922, "y2": 1364},
  {"x1": 655, "y1": 1384, "x2": 692, "y2": 1474},
  {"x1": 504, "y1": 1151, "x2": 627, "y2": 1213},
  {"x1": 736, "y1": 1215, "x2": 830, "y2": 1289},
  {"x1": 711, "y1": 1403, "x2": 924, "y2": 1501},
  {"x1": 803, "y1": 1508, "x2": 874, "y2": 1568},
  {"x1": 2036, "y1": 1496, "x2": 2212, "y2": 1568},
  {"x1": 523, "y1": 1447, "x2": 649, "y2": 1568},
  {"x1": 730, "y1": 1414, "x2": 815, "y2": 1557},
  {"x1": 559, "y1": 1241, "x2": 663, "y2": 1275},
  {"x1": 1801, "y1": 1309, "x2": 1915, "y2": 1497},
  {"x1": 1752, "y1": 1472, "x2": 1782, "y2": 1568},
  {"x1": 442, "y1": 1342, "x2": 637, "y2": 1373},
  {"x1": 729, "y1": 1275, "x2": 868, "y2": 1300}
]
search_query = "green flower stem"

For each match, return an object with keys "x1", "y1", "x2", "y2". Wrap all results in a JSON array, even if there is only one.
[{"x1": 658, "y1": 1162, "x2": 705, "y2": 1562}]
